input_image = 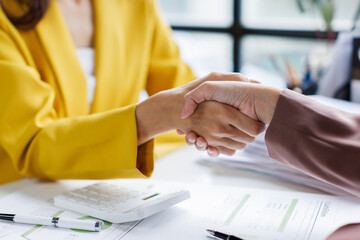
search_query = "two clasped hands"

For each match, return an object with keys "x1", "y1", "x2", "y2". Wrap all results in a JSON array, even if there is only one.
[
  {"x1": 137, "y1": 71, "x2": 281, "y2": 156},
  {"x1": 175, "y1": 72, "x2": 282, "y2": 156}
]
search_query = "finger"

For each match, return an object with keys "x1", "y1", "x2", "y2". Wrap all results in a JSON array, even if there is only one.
[
  {"x1": 249, "y1": 79, "x2": 261, "y2": 84},
  {"x1": 177, "y1": 129, "x2": 185, "y2": 135},
  {"x1": 225, "y1": 125, "x2": 256, "y2": 144},
  {"x1": 207, "y1": 146, "x2": 219, "y2": 157},
  {"x1": 195, "y1": 137, "x2": 208, "y2": 151},
  {"x1": 181, "y1": 97, "x2": 199, "y2": 119},
  {"x1": 216, "y1": 146, "x2": 236, "y2": 156},
  {"x1": 228, "y1": 111, "x2": 266, "y2": 137},
  {"x1": 206, "y1": 72, "x2": 250, "y2": 82},
  {"x1": 182, "y1": 80, "x2": 247, "y2": 119},
  {"x1": 208, "y1": 137, "x2": 247, "y2": 151},
  {"x1": 182, "y1": 72, "x2": 254, "y2": 119},
  {"x1": 182, "y1": 82, "x2": 216, "y2": 119},
  {"x1": 185, "y1": 132, "x2": 198, "y2": 146},
  {"x1": 211, "y1": 118, "x2": 256, "y2": 143}
]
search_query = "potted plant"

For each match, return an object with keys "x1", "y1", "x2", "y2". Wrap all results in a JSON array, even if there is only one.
[{"x1": 296, "y1": 0, "x2": 335, "y2": 31}]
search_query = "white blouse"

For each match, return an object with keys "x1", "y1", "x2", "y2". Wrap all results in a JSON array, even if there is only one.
[{"x1": 76, "y1": 48, "x2": 96, "y2": 112}]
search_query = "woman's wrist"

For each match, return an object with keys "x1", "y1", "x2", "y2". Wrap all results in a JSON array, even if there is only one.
[
  {"x1": 135, "y1": 89, "x2": 184, "y2": 145},
  {"x1": 254, "y1": 86, "x2": 281, "y2": 124}
]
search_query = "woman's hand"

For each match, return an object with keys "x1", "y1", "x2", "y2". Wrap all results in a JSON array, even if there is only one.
[
  {"x1": 175, "y1": 72, "x2": 253, "y2": 100},
  {"x1": 177, "y1": 101, "x2": 265, "y2": 156},
  {"x1": 179, "y1": 81, "x2": 281, "y2": 156},
  {"x1": 182, "y1": 81, "x2": 281, "y2": 124}
]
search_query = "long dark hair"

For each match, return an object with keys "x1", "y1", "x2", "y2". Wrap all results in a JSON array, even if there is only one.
[{"x1": 1, "y1": 0, "x2": 49, "y2": 30}]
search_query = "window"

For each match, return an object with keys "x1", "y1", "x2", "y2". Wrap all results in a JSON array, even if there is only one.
[
  {"x1": 172, "y1": 31, "x2": 233, "y2": 76},
  {"x1": 242, "y1": 0, "x2": 360, "y2": 31},
  {"x1": 158, "y1": 0, "x2": 360, "y2": 80},
  {"x1": 158, "y1": 0, "x2": 233, "y2": 27}
]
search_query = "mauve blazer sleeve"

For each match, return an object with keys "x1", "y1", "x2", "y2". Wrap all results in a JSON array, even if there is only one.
[{"x1": 265, "y1": 89, "x2": 360, "y2": 198}]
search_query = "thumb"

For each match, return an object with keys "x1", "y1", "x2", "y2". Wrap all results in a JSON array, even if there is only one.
[
  {"x1": 181, "y1": 97, "x2": 199, "y2": 119},
  {"x1": 181, "y1": 82, "x2": 214, "y2": 119}
]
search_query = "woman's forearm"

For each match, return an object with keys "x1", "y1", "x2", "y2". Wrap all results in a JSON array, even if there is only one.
[{"x1": 135, "y1": 90, "x2": 183, "y2": 145}]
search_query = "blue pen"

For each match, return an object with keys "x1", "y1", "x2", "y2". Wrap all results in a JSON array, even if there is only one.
[{"x1": 303, "y1": 66, "x2": 311, "y2": 84}]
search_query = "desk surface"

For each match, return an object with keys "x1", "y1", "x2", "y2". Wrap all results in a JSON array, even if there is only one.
[
  {"x1": 0, "y1": 146, "x2": 322, "y2": 198},
  {"x1": 154, "y1": 146, "x2": 322, "y2": 193},
  {"x1": 2, "y1": 146, "x2": 354, "y2": 240}
]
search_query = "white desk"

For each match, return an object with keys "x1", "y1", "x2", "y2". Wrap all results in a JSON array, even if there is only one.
[
  {"x1": 152, "y1": 146, "x2": 322, "y2": 193},
  {"x1": 0, "y1": 146, "x2": 322, "y2": 200},
  {"x1": 2, "y1": 146, "x2": 360, "y2": 240}
]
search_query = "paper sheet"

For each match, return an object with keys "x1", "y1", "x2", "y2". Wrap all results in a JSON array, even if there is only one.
[
  {"x1": 200, "y1": 130, "x2": 350, "y2": 196},
  {"x1": 116, "y1": 183, "x2": 360, "y2": 240},
  {"x1": 0, "y1": 180, "x2": 360, "y2": 240},
  {"x1": 0, "y1": 180, "x2": 139, "y2": 240},
  {"x1": 200, "y1": 95, "x2": 360, "y2": 196},
  {"x1": 309, "y1": 94, "x2": 360, "y2": 114}
]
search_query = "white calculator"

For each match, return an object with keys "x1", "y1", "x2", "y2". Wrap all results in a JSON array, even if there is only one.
[{"x1": 54, "y1": 181, "x2": 190, "y2": 223}]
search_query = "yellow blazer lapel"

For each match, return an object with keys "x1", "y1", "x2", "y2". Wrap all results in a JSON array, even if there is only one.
[
  {"x1": 35, "y1": 0, "x2": 88, "y2": 117},
  {"x1": 92, "y1": 0, "x2": 126, "y2": 113}
]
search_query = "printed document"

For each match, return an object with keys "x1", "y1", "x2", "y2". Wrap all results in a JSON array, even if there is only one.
[{"x1": 0, "y1": 180, "x2": 359, "y2": 240}]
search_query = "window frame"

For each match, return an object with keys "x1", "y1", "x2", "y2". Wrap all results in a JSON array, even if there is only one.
[{"x1": 170, "y1": 0, "x2": 338, "y2": 72}]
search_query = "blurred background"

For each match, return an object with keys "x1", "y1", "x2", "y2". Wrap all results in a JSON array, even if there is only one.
[{"x1": 158, "y1": 0, "x2": 360, "y2": 95}]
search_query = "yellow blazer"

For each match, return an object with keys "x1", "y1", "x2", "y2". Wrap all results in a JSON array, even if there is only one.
[{"x1": 0, "y1": 0, "x2": 196, "y2": 184}]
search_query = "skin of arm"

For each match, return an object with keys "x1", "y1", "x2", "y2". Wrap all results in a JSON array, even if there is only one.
[
  {"x1": 136, "y1": 74, "x2": 266, "y2": 155},
  {"x1": 57, "y1": 0, "x2": 94, "y2": 48},
  {"x1": 180, "y1": 81, "x2": 281, "y2": 156}
]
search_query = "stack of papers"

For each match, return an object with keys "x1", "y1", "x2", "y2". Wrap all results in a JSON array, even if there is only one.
[
  {"x1": 200, "y1": 132, "x2": 348, "y2": 196},
  {"x1": 200, "y1": 95, "x2": 360, "y2": 196}
]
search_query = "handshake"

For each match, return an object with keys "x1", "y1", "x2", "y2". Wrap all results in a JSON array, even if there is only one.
[{"x1": 175, "y1": 72, "x2": 282, "y2": 157}]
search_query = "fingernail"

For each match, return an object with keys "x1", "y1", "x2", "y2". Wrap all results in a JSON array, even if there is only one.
[
  {"x1": 197, "y1": 140, "x2": 203, "y2": 147},
  {"x1": 208, "y1": 148, "x2": 216, "y2": 157},
  {"x1": 181, "y1": 111, "x2": 187, "y2": 119},
  {"x1": 188, "y1": 137, "x2": 195, "y2": 144},
  {"x1": 181, "y1": 109, "x2": 190, "y2": 119}
]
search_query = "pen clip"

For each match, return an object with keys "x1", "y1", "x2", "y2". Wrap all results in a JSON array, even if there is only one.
[{"x1": 206, "y1": 235, "x2": 223, "y2": 240}]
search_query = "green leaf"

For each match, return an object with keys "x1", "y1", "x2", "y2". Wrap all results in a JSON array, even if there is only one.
[{"x1": 321, "y1": 1, "x2": 335, "y2": 30}]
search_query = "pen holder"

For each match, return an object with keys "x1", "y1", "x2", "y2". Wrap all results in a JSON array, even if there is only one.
[
  {"x1": 301, "y1": 81, "x2": 318, "y2": 95},
  {"x1": 287, "y1": 81, "x2": 318, "y2": 95}
]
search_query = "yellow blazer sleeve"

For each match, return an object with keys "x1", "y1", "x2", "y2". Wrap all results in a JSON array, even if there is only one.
[
  {"x1": 145, "y1": 0, "x2": 197, "y2": 158},
  {"x1": 0, "y1": 26, "x2": 153, "y2": 181}
]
